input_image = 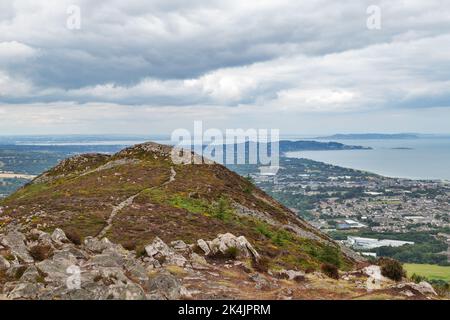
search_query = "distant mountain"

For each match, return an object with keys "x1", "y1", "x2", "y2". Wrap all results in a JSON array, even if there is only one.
[
  {"x1": 278, "y1": 140, "x2": 371, "y2": 152},
  {"x1": 314, "y1": 133, "x2": 420, "y2": 140}
]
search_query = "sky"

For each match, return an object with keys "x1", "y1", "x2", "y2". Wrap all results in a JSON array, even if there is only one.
[{"x1": 1, "y1": 0, "x2": 450, "y2": 135}]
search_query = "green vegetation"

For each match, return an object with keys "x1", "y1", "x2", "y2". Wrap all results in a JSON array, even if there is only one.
[
  {"x1": 379, "y1": 258, "x2": 405, "y2": 281},
  {"x1": 321, "y1": 263, "x2": 339, "y2": 279},
  {"x1": 331, "y1": 230, "x2": 449, "y2": 266},
  {"x1": 404, "y1": 264, "x2": 450, "y2": 283}
]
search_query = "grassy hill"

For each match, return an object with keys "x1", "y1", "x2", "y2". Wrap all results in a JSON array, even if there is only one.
[{"x1": 0, "y1": 142, "x2": 357, "y2": 272}]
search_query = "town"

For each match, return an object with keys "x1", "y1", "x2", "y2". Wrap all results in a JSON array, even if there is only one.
[{"x1": 230, "y1": 157, "x2": 450, "y2": 264}]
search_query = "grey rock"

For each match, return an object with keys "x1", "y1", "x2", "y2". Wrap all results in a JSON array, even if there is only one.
[
  {"x1": 170, "y1": 240, "x2": 189, "y2": 252},
  {"x1": 396, "y1": 282, "x2": 438, "y2": 296},
  {"x1": 203, "y1": 233, "x2": 260, "y2": 260},
  {"x1": 0, "y1": 255, "x2": 11, "y2": 270},
  {"x1": 146, "y1": 273, "x2": 186, "y2": 300},
  {"x1": 197, "y1": 239, "x2": 210, "y2": 255},
  {"x1": 51, "y1": 228, "x2": 69, "y2": 244},
  {"x1": 6, "y1": 282, "x2": 44, "y2": 300},
  {"x1": 145, "y1": 237, "x2": 187, "y2": 267},
  {"x1": 84, "y1": 237, "x2": 113, "y2": 253},
  {"x1": 273, "y1": 269, "x2": 306, "y2": 282},
  {"x1": 20, "y1": 265, "x2": 41, "y2": 282},
  {"x1": 190, "y1": 252, "x2": 209, "y2": 270},
  {"x1": 124, "y1": 260, "x2": 148, "y2": 282},
  {"x1": 249, "y1": 273, "x2": 274, "y2": 290},
  {"x1": 1, "y1": 231, "x2": 33, "y2": 263},
  {"x1": 87, "y1": 252, "x2": 124, "y2": 268},
  {"x1": 105, "y1": 283, "x2": 146, "y2": 300},
  {"x1": 36, "y1": 254, "x2": 76, "y2": 285}
]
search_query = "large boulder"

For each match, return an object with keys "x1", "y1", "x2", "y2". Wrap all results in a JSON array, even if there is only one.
[
  {"x1": 0, "y1": 231, "x2": 33, "y2": 263},
  {"x1": 363, "y1": 265, "x2": 390, "y2": 290},
  {"x1": 395, "y1": 281, "x2": 438, "y2": 296},
  {"x1": 197, "y1": 233, "x2": 260, "y2": 261},
  {"x1": 146, "y1": 273, "x2": 188, "y2": 299},
  {"x1": 51, "y1": 228, "x2": 70, "y2": 244},
  {"x1": 36, "y1": 251, "x2": 78, "y2": 285},
  {"x1": 144, "y1": 237, "x2": 187, "y2": 267},
  {"x1": 84, "y1": 237, "x2": 113, "y2": 254}
]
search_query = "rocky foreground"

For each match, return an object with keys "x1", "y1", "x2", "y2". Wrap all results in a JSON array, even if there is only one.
[{"x1": 0, "y1": 227, "x2": 439, "y2": 300}]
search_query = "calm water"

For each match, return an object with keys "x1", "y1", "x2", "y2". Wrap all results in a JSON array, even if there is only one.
[{"x1": 286, "y1": 138, "x2": 450, "y2": 181}]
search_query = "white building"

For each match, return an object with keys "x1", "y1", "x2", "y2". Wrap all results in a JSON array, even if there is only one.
[{"x1": 346, "y1": 236, "x2": 414, "y2": 250}]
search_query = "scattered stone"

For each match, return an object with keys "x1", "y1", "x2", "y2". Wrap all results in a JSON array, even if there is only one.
[
  {"x1": 145, "y1": 237, "x2": 187, "y2": 267},
  {"x1": 84, "y1": 237, "x2": 113, "y2": 254},
  {"x1": 170, "y1": 240, "x2": 189, "y2": 252},
  {"x1": 51, "y1": 228, "x2": 69, "y2": 244},
  {"x1": 146, "y1": 273, "x2": 187, "y2": 299},
  {"x1": 0, "y1": 255, "x2": 10, "y2": 271},
  {"x1": 273, "y1": 269, "x2": 306, "y2": 282},
  {"x1": 197, "y1": 239, "x2": 210, "y2": 255},
  {"x1": 249, "y1": 273, "x2": 275, "y2": 290},
  {"x1": 190, "y1": 252, "x2": 209, "y2": 270}
]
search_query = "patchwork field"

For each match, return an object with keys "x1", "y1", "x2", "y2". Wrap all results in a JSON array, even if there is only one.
[{"x1": 404, "y1": 263, "x2": 450, "y2": 283}]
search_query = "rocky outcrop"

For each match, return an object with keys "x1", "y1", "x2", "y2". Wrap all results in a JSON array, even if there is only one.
[
  {"x1": 145, "y1": 237, "x2": 187, "y2": 267},
  {"x1": 197, "y1": 233, "x2": 260, "y2": 261},
  {"x1": 394, "y1": 281, "x2": 438, "y2": 296},
  {"x1": 0, "y1": 228, "x2": 442, "y2": 300},
  {"x1": 0, "y1": 229, "x2": 191, "y2": 300}
]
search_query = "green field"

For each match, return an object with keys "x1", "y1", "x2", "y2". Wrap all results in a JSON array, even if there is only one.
[{"x1": 404, "y1": 263, "x2": 450, "y2": 283}]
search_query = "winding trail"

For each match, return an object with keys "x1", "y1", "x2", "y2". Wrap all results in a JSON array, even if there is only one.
[{"x1": 96, "y1": 166, "x2": 177, "y2": 239}]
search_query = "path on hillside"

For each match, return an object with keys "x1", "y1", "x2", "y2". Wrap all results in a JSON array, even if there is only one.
[{"x1": 96, "y1": 166, "x2": 177, "y2": 239}]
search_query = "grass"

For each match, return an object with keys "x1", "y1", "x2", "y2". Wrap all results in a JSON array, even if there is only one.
[{"x1": 404, "y1": 263, "x2": 450, "y2": 283}]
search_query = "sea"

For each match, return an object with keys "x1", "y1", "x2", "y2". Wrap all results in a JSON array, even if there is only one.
[
  {"x1": 285, "y1": 138, "x2": 450, "y2": 181},
  {"x1": 1, "y1": 135, "x2": 450, "y2": 181}
]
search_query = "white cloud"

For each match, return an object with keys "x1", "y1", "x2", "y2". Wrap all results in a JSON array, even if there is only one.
[
  {"x1": 1, "y1": 1, "x2": 450, "y2": 133},
  {"x1": 0, "y1": 41, "x2": 37, "y2": 62}
]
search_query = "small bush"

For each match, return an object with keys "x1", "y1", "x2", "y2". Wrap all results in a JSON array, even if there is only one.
[
  {"x1": 123, "y1": 240, "x2": 137, "y2": 251},
  {"x1": 379, "y1": 258, "x2": 404, "y2": 281},
  {"x1": 224, "y1": 247, "x2": 239, "y2": 259},
  {"x1": 29, "y1": 245, "x2": 53, "y2": 261},
  {"x1": 252, "y1": 256, "x2": 270, "y2": 273},
  {"x1": 319, "y1": 246, "x2": 341, "y2": 268},
  {"x1": 304, "y1": 267, "x2": 315, "y2": 274},
  {"x1": 411, "y1": 273, "x2": 427, "y2": 283},
  {"x1": 14, "y1": 266, "x2": 28, "y2": 280},
  {"x1": 64, "y1": 229, "x2": 82, "y2": 245},
  {"x1": 135, "y1": 245, "x2": 146, "y2": 258},
  {"x1": 321, "y1": 263, "x2": 339, "y2": 280},
  {"x1": 210, "y1": 247, "x2": 240, "y2": 260},
  {"x1": 429, "y1": 279, "x2": 450, "y2": 296}
]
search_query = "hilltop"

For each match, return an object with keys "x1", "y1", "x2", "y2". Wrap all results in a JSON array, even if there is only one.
[{"x1": 0, "y1": 142, "x2": 440, "y2": 299}]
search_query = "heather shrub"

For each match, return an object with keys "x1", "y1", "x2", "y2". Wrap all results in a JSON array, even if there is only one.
[
  {"x1": 252, "y1": 256, "x2": 270, "y2": 273},
  {"x1": 64, "y1": 229, "x2": 83, "y2": 245},
  {"x1": 29, "y1": 245, "x2": 53, "y2": 261},
  {"x1": 379, "y1": 258, "x2": 404, "y2": 281},
  {"x1": 321, "y1": 263, "x2": 339, "y2": 279}
]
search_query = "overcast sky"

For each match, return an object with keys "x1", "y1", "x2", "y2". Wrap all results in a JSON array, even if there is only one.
[{"x1": 1, "y1": 0, "x2": 450, "y2": 135}]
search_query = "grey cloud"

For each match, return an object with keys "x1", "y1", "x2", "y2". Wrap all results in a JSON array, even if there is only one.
[{"x1": 1, "y1": 0, "x2": 450, "y2": 135}]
